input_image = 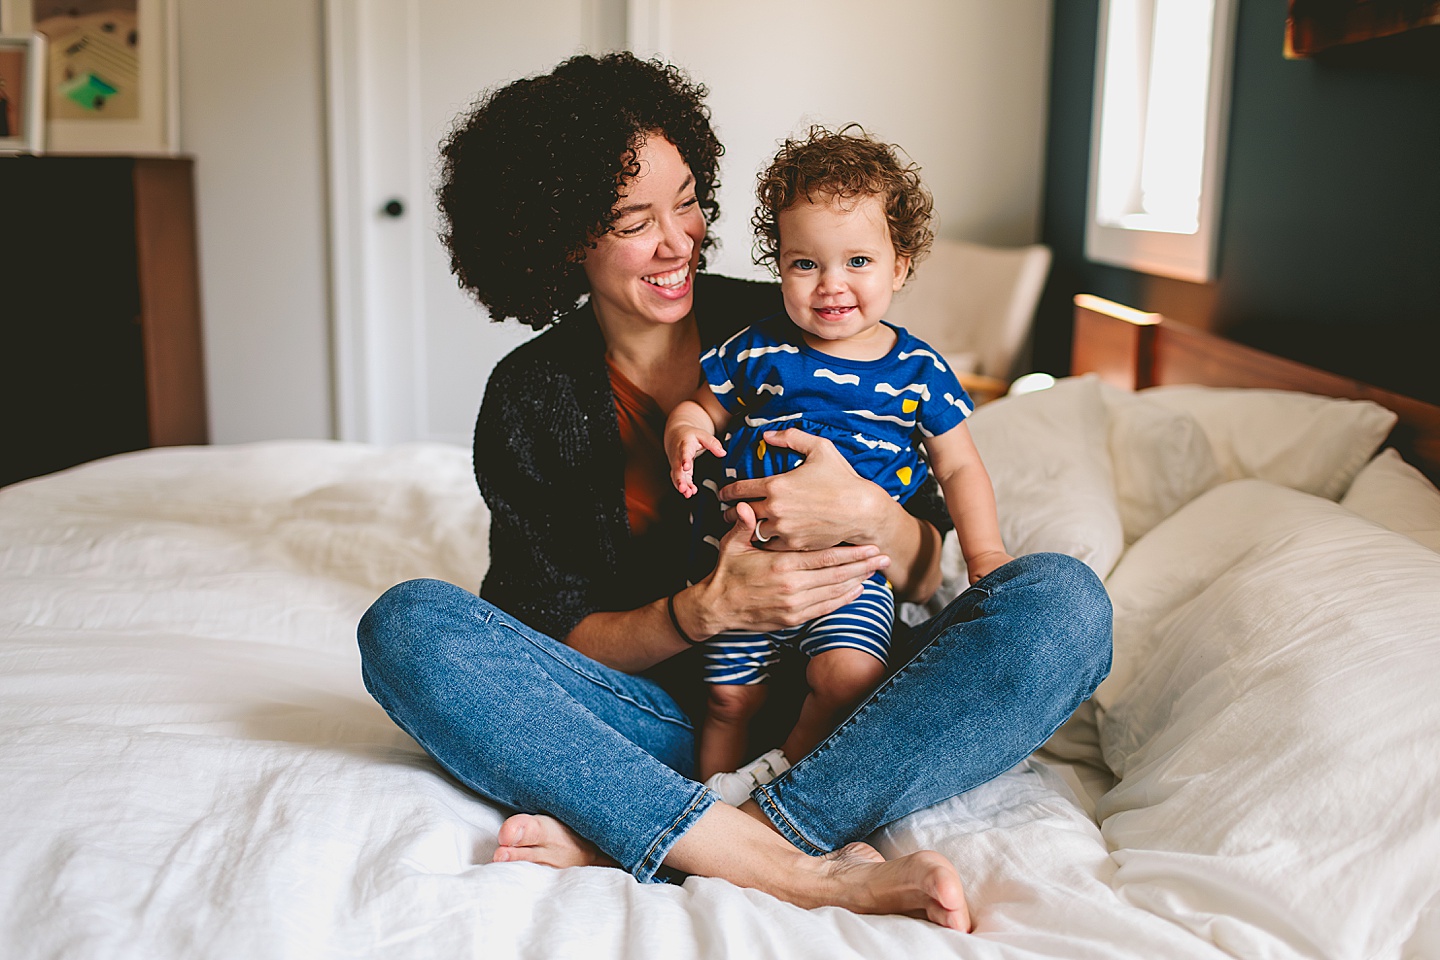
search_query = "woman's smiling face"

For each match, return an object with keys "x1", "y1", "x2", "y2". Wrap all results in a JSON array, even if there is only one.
[{"x1": 581, "y1": 134, "x2": 706, "y2": 330}]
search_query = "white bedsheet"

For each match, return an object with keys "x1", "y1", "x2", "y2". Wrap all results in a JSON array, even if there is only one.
[{"x1": 2, "y1": 437, "x2": 1433, "y2": 959}]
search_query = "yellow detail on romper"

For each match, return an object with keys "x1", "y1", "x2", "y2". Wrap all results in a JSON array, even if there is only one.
[
  {"x1": 902, "y1": 399, "x2": 919, "y2": 413},
  {"x1": 756, "y1": 439, "x2": 767, "y2": 460},
  {"x1": 896, "y1": 466, "x2": 913, "y2": 486}
]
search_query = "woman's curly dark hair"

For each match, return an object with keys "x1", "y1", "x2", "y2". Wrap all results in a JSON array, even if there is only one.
[
  {"x1": 752, "y1": 125, "x2": 934, "y2": 281},
  {"x1": 438, "y1": 53, "x2": 723, "y2": 330}
]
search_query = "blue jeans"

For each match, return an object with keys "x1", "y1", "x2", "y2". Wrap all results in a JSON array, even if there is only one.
[{"x1": 357, "y1": 552, "x2": 1111, "y2": 882}]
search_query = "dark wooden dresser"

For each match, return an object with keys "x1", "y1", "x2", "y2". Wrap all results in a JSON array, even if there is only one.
[{"x1": 1, "y1": 156, "x2": 207, "y2": 487}]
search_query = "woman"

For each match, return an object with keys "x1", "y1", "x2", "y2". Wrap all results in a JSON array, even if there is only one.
[{"x1": 358, "y1": 52, "x2": 1111, "y2": 932}]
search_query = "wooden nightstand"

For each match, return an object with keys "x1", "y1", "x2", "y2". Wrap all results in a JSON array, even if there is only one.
[{"x1": 958, "y1": 373, "x2": 1009, "y2": 407}]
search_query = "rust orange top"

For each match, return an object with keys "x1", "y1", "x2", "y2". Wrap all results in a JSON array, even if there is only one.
[{"x1": 607, "y1": 359, "x2": 672, "y2": 538}]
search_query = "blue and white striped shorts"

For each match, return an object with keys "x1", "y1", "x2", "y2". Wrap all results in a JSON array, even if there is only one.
[{"x1": 702, "y1": 574, "x2": 894, "y2": 685}]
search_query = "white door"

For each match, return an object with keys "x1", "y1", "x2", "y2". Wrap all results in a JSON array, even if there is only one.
[{"x1": 325, "y1": 0, "x2": 624, "y2": 445}]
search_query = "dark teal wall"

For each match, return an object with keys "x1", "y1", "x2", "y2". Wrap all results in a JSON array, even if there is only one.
[{"x1": 1037, "y1": 0, "x2": 1440, "y2": 403}]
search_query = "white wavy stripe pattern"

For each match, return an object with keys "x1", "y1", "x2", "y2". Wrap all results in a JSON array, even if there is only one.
[
  {"x1": 711, "y1": 326, "x2": 749, "y2": 358},
  {"x1": 851, "y1": 432, "x2": 904, "y2": 454},
  {"x1": 814, "y1": 368, "x2": 861, "y2": 386},
  {"x1": 742, "y1": 412, "x2": 805, "y2": 428},
  {"x1": 736, "y1": 344, "x2": 800, "y2": 362},
  {"x1": 874, "y1": 381, "x2": 931, "y2": 401},
  {"x1": 943, "y1": 392, "x2": 974, "y2": 417},
  {"x1": 898, "y1": 347, "x2": 947, "y2": 371},
  {"x1": 844, "y1": 409, "x2": 916, "y2": 428}
]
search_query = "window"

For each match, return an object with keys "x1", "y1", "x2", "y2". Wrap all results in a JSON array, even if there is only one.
[{"x1": 1085, "y1": 0, "x2": 1237, "y2": 283}]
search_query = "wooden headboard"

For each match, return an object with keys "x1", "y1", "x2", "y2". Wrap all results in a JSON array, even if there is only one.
[{"x1": 1070, "y1": 295, "x2": 1440, "y2": 484}]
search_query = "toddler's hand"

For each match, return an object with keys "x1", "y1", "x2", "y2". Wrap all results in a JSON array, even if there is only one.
[
  {"x1": 966, "y1": 550, "x2": 1014, "y2": 584},
  {"x1": 668, "y1": 429, "x2": 726, "y2": 498}
]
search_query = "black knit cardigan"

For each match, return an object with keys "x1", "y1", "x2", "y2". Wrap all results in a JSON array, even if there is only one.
[{"x1": 473, "y1": 273, "x2": 951, "y2": 655}]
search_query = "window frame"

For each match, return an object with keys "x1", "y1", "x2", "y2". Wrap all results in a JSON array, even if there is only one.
[{"x1": 1084, "y1": 0, "x2": 1238, "y2": 284}]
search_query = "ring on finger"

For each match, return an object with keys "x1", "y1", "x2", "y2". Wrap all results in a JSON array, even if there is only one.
[{"x1": 753, "y1": 518, "x2": 774, "y2": 543}]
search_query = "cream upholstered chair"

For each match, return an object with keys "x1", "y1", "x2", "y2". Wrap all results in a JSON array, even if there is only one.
[{"x1": 884, "y1": 240, "x2": 1052, "y2": 398}]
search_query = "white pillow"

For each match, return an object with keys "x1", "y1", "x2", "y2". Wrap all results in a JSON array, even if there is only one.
[
  {"x1": 1099, "y1": 384, "x2": 1223, "y2": 544},
  {"x1": 910, "y1": 376, "x2": 1122, "y2": 619},
  {"x1": 963, "y1": 375, "x2": 1122, "y2": 573},
  {"x1": 1140, "y1": 385, "x2": 1395, "y2": 500},
  {"x1": 1097, "y1": 480, "x2": 1440, "y2": 959},
  {"x1": 1032, "y1": 381, "x2": 1225, "y2": 775},
  {"x1": 1094, "y1": 479, "x2": 1302, "y2": 711},
  {"x1": 1341, "y1": 447, "x2": 1440, "y2": 553}
]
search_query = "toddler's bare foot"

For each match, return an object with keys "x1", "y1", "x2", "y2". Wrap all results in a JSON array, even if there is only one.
[
  {"x1": 492, "y1": 813, "x2": 617, "y2": 869},
  {"x1": 811, "y1": 842, "x2": 972, "y2": 932}
]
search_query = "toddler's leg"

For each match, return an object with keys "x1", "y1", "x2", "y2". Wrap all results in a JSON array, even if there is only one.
[
  {"x1": 783, "y1": 648, "x2": 886, "y2": 764},
  {"x1": 698, "y1": 633, "x2": 780, "y2": 779},
  {"x1": 699, "y1": 681, "x2": 769, "y2": 780},
  {"x1": 783, "y1": 574, "x2": 894, "y2": 763}
]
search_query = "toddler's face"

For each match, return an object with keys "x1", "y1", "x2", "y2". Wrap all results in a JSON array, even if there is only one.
[{"x1": 776, "y1": 193, "x2": 909, "y2": 346}]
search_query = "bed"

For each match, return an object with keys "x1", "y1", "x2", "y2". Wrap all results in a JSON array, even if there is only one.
[{"x1": 3, "y1": 295, "x2": 1438, "y2": 959}]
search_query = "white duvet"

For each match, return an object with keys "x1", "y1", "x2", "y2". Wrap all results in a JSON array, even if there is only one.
[{"x1": 2, "y1": 382, "x2": 1438, "y2": 960}]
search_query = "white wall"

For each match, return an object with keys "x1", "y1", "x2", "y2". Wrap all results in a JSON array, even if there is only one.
[
  {"x1": 663, "y1": 0, "x2": 1053, "y2": 281},
  {"x1": 177, "y1": 0, "x2": 333, "y2": 443},
  {"x1": 176, "y1": 1, "x2": 1050, "y2": 442}
]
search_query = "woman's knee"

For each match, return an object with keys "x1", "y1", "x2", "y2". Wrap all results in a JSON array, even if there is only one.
[
  {"x1": 989, "y1": 553, "x2": 1113, "y2": 683},
  {"x1": 995, "y1": 551, "x2": 1107, "y2": 611},
  {"x1": 1026, "y1": 552, "x2": 1108, "y2": 617},
  {"x1": 357, "y1": 578, "x2": 489, "y2": 668}
]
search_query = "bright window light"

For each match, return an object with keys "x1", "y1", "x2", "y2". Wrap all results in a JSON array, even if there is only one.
[
  {"x1": 1086, "y1": 0, "x2": 1235, "y2": 282},
  {"x1": 1096, "y1": 0, "x2": 1214, "y2": 234}
]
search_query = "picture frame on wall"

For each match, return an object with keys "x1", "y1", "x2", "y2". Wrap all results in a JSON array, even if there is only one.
[
  {"x1": 0, "y1": 33, "x2": 45, "y2": 154},
  {"x1": 0, "y1": 0, "x2": 177, "y2": 153}
]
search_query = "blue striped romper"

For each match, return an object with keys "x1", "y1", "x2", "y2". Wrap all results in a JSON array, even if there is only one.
[{"x1": 693, "y1": 313, "x2": 974, "y2": 684}]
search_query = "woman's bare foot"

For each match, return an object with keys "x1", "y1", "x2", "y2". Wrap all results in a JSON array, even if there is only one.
[
  {"x1": 492, "y1": 813, "x2": 617, "y2": 868},
  {"x1": 494, "y1": 809, "x2": 970, "y2": 930},
  {"x1": 818, "y1": 842, "x2": 972, "y2": 932},
  {"x1": 667, "y1": 803, "x2": 972, "y2": 932}
]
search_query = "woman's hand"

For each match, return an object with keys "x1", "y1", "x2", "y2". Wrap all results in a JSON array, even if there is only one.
[
  {"x1": 713, "y1": 428, "x2": 943, "y2": 601},
  {"x1": 683, "y1": 501, "x2": 892, "y2": 637},
  {"x1": 717, "y1": 429, "x2": 890, "y2": 551}
]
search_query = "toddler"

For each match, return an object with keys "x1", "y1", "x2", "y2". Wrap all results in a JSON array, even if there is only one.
[{"x1": 665, "y1": 126, "x2": 1012, "y2": 803}]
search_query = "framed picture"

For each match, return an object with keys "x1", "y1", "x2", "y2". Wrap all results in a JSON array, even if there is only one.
[
  {"x1": 1286, "y1": 0, "x2": 1440, "y2": 57},
  {"x1": 0, "y1": 0, "x2": 177, "y2": 153},
  {"x1": 0, "y1": 34, "x2": 45, "y2": 154}
]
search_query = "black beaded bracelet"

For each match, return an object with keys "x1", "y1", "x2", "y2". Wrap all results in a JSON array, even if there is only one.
[{"x1": 666, "y1": 591, "x2": 701, "y2": 645}]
